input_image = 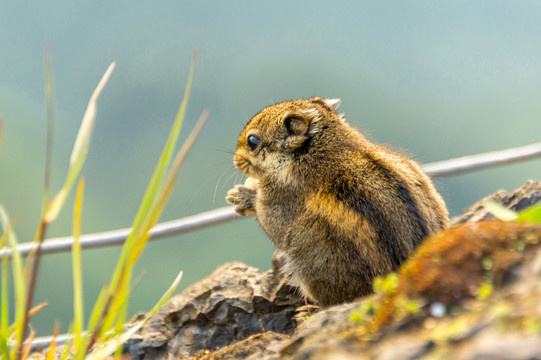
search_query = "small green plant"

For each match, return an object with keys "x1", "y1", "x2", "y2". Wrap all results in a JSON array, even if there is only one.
[
  {"x1": 0, "y1": 48, "x2": 208, "y2": 359},
  {"x1": 484, "y1": 200, "x2": 541, "y2": 223},
  {"x1": 372, "y1": 272, "x2": 399, "y2": 296},
  {"x1": 475, "y1": 281, "x2": 494, "y2": 301},
  {"x1": 349, "y1": 299, "x2": 377, "y2": 325},
  {"x1": 348, "y1": 272, "x2": 410, "y2": 326}
]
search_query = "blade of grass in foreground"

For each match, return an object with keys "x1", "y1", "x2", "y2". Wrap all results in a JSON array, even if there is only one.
[
  {"x1": 129, "y1": 108, "x2": 210, "y2": 264},
  {"x1": 484, "y1": 200, "x2": 518, "y2": 221},
  {"x1": 0, "y1": 230, "x2": 10, "y2": 357},
  {"x1": 85, "y1": 270, "x2": 183, "y2": 360},
  {"x1": 21, "y1": 327, "x2": 36, "y2": 360},
  {"x1": 90, "y1": 69, "x2": 207, "y2": 355},
  {"x1": 130, "y1": 53, "x2": 197, "y2": 229},
  {"x1": 484, "y1": 200, "x2": 541, "y2": 223},
  {"x1": 0, "y1": 118, "x2": 4, "y2": 156},
  {"x1": 44, "y1": 62, "x2": 116, "y2": 223},
  {"x1": 0, "y1": 206, "x2": 25, "y2": 359},
  {"x1": 43, "y1": 44, "x2": 55, "y2": 211},
  {"x1": 103, "y1": 108, "x2": 209, "y2": 355},
  {"x1": 103, "y1": 109, "x2": 210, "y2": 342},
  {"x1": 60, "y1": 327, "x2": 74, "y2": 360},
  {"x1": 84, "y1": 285, "x2": 108, "y2": 345},
  {"x1": 18, "y1": 47, "x2": 57, "y2": 359},
  {"x1": 72, "y1": 179, "x2": 85, "y2": 350},
  {"x1": 516, "y1": 203, "x2": 541, "y2": 223},
  {"x1": 109, "y1": 53, "x2": 196, "y2": 292},
  {"x1": 89, "y1": 55, "x2": 198, "y2": 344},
  {"x1": 108, "y1": 109, "x2": 208, "y2": 357},
  {"x1": 22, "y1": 45, "x2": 55, "y2": 272},
  {"x1": 20, "y1": 55, "x2": 116, "y2": 360},
  {"x1": 44, "y1": 322, "x2": 60, "y2": 360}
]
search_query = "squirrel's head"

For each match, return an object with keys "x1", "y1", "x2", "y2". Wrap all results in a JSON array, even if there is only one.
[{"x1": 233, "y1": 97, "x2": 346, "y2": 185}]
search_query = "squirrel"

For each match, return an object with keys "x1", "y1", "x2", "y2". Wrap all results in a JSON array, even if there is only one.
[{"x1": 226, "y1": 97, "x2": 448, "y2": 306}]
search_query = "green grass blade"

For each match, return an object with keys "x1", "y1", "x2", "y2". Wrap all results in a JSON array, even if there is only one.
[
  {"x1": 95, "y1": 57, "x2": 201, "y2": 351},
  {"x1": 0, "y1": 231, "x2": 10, "y2": 358},
  {"x1": 516, "y1": 203, "x2": 541, "y2": 223},
  {"x1": 103, "y1": 109, "x2": 208, "y2": 344},
  {"x1": 99, "y1": 56, "x2": 197, "y2": 337},
  {"x1": 60, "y1": 339, "x2": 73, "y2": 360},
  {"x1": 0, "y1": 206, "x2": 25, "y2": 359},
  {"x1": 128, "y1": 109, "x2": 209, "y2": 265},
  {"x1": 112, "y1": 297, "x2": 128, "y2": 357},
  {"x1": 44, "y1": 321, "x2": 59, "y2": 360},
  {"x1": 114, "y1": 110, "x2": 209, "y2": 344},
  {"x1": 44, "y1": 62, "x2": 116, "y2": 224},
  {"x1": 109, "y1": 54, "x2": 196, "y2": 291},
  {"x1": 72, "y1": 179, "x2": 85, "y2": 349},
  {"x1": 60, "y1": 323, "x2": 74, "y2": 360},
  {"x1": 483, "y1": 200, "x2": 518, "y2": 221},
  {"x1": 148, "y1": 270, "x2": 183, "y2": 317},
  {"x1": 98, "y1": 281, "x2": 129, "y2": 341},
  {"x1": 0, "y1": 118, "x2": 4, "y2": 157},
  {"x1": 86, "y1": 284, "x2": 108, "y2": 334},
  {"x1": 82, "y1": 283, "x2": 109, "y2": 357},
  {"x1": 85, "y1": 270, "x2": 183, "y2": 360},
  {"x1": 42, "y1": 44, "x2": 54, "y2": 211},
  {"x1": 16, "y1": 49, "x2": 60, "y2": 358},
  {"x1": 86, "y1": 57, "x2": 204, "y2": 355},
  {"x1": 129, "y1": 53, "x2": 196, "y2": 231}
]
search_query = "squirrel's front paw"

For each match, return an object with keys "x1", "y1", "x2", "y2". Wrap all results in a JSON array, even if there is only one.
[{"x1": 226, "y1": 184, "x2": 257, "y2": 216}]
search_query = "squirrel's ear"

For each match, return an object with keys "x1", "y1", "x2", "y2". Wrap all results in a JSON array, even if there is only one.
[
  {"x1": 310, "y1": 97, "x2": 341, "y2": 113},
  {"x1": 285, "y1": 116, "x2": 309, "y2": 136},
  {"x1": 284, "y1": 108, "x2": 321, "y2": 137},
  {"x1": 323, "y1": 98, "x2": 341, "y2": 112}
]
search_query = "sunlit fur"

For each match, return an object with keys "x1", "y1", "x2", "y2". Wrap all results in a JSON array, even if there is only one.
[{"x1": 227, "y1": 97, "x2": 448, "y2": 306}]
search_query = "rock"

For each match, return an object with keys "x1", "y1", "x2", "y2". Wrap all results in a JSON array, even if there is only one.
[
  {"x1": 452, "y1": 179, "x2": 541, "y2": 225},
  {"x1": 286, "y1": 220, "x2": 541, "y2": 360},
  {"x1": 126, "y1": 262, "x2": 303, "y2": 359},
  {"x1": 126, "y1": 181, "x2": 541, "y2": 360},
  {"x1": 400, "y1": 220, "x2": 541, "y2": 305},
  {"x1": 193, "y1": 332, "x2": 288, "y2": 360}
]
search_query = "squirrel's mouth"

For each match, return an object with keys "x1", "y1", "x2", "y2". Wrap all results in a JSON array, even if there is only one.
[
  {"x1": 233, "y1": 154, "x2": 252, "y2": 176},
  {"x1": 233, "y1": 154, "x2": 263, "y2": 181}
]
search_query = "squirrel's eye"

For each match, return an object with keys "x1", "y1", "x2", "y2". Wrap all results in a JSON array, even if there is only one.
[{"x1": 247, "y1": 135, "x2": 260, "y2": 151}]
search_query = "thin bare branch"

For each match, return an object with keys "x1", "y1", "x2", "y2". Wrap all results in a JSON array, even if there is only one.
[
  {"x1": 0, "y1": 206, "x2": 240, "y2": 259},
  {"x1": 24, "y1": 332, "x2": 75, "y2": 352},
  {"x1": 1, "y1": 141, "x2": 540, "y2": 260},
  {"x1": 422, "y1": 142, "x2": 541, "y2": 178}
]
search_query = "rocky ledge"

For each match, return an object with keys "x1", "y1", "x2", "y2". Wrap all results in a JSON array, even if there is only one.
[{"x1": 126, "y1": 180, "x2": 541, "y2": 360}]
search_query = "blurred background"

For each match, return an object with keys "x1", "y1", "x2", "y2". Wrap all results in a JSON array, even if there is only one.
[{"x1": 1, "y1": 1, "x2": 540, "y2": 336}]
